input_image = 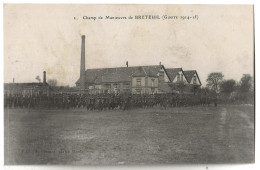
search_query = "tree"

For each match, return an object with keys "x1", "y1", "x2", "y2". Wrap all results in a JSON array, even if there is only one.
[
  {"x1": 35, "y1": 75, "x2": 41, "y2": 83},
  {"x1": 236, "y1": 74, "x2": 254, "y2": 104},
  {"x1": 198, "y1": 87, "x2": 215, "y2": 96},
  {"x1": 238, "y1": 74, "x2": 253, "y2": 93},
  {"x1": 206, "y1": 72, "x2": 224, "y2": 93},
  {"x1": 220, "y1": 79, "x2": 236, "y2": 95},
  {"x1": 191, "y1": 85, "x2": 200, "y2": 94},
  {"x1": 47, "y1": 79, "x2": 58, "y2": 86}
]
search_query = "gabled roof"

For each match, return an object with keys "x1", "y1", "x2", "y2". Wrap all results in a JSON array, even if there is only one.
[
  {"x1": 101, "y1": 72, "x2": 131, "y2": 83},
  {"x1": 183, "y1": 70, "x2": 201, "y2": 85},
  {"x1": 142, "y1": 65, "x2": 164, "y2": 77},
  {"x1": 132, "y1": 66, "x2": 147, "y2": 77},
  {"x1": 183, "y1": 70, "x2": 196, "y2": 83},
  {"x1": 75, "y1": 65, "x2": 165, "y2": 85},
  {"x1": 166, "y1": 68, "x2": 182, "y2": 81}
]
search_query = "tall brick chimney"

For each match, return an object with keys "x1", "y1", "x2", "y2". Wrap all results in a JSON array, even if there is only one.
[
  {"x1": 80, "y1": 35, "x2": 86, "y2": 90},
  {"x1": 43, "y1": 71, "x2": 46, "y2": 86}
]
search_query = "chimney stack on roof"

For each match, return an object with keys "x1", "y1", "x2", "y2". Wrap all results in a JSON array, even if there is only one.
[
  {"x1": 126, "y1": 61, "x2": 128, "y2": 67},
  {"x1": 80, "y1": 35, "x2": 86, "y2": 90},
  {"x1": 43, "y1": 71, "x2": 46, "y2": 86},
  {"x1": 159, "y1": 61, "x2": 161, "y2": 66}
]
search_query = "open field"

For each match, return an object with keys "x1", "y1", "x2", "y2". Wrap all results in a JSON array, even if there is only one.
[{"x1": 4, "y1": 105, "x2": 254, "y2": 165}]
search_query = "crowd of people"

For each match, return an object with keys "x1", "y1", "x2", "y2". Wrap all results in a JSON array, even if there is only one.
[{"x1": 4, "y1": 93, "x2": 215, "y2": 110}]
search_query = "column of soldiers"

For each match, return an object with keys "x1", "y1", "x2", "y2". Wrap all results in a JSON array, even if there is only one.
[{"x1": 4, "y1": 93, "x2": 214, "y2": 110}]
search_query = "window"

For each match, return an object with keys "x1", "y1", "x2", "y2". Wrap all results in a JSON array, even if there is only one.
[
  {"x1": 105, "y1": 84, "x2": 111, "y2": 89},
  {"x1": 177, "y1": 74, "x2": 180, "y2": 81},
  {"x1": 151, "y1": 79, "x2": 155, "y2": 87},
  {"x1": 123, "y1": 89, "x2": 130, "y2": 93},
  {"x1": 193, "y1": 76, "x2": 197, "y2": 84},
  {"x1": 136, "y1": 79, "x2": 141, "y2": 87},
  {"x1": 123, "y1": 83, "x2": 130, "y2": 89},
  {"x1": 135, "y1": 89, "x2": 141, "y2": 94},
  {"x1": 159, "y1": 71, "x2": 164, "y2": 82},
  {"x1": 114, "y1": 83, "x2": 120, "y2": 89},
  {"x1": 181, "y1": 74, "x2": 183, "y2": 81}
]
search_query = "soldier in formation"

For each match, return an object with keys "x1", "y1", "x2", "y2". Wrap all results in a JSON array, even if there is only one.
[{"x1": 4, "y1": 92, "x2": 214, "y2": 110}]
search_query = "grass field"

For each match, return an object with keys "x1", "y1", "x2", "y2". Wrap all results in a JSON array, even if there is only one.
[{"x1": 4, "y1": 105, "x2": 254, "y2": 165}]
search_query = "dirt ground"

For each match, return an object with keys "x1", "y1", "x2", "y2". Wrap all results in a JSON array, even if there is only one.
[{"x1": 4, "y1": 105, "x2": 254, "y2": 165}]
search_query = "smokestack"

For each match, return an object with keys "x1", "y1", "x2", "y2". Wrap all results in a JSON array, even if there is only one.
[
  {"x1": 13, "y1": 78, "x2": 14, "y2": 83},
  {"x1": 43, "y1": 71, "x2": 46, "y2": 86},
  {"x1": 126, "y1": 61, "x2": 128, "y2": 67},
  {"x1": 159, "y1": 61, "x2": 161, "y2": 66},
  {"x1": 80, "y1": 35, "x2": 86, "y2": 90}
]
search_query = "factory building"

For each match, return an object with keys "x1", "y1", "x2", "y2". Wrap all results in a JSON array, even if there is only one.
[
  {"x1": 4, "y1": 71, "x2": 50, "y2": 96},
  {"x1": 75, "y1": 35, "x2": 201, "y2": 94}
]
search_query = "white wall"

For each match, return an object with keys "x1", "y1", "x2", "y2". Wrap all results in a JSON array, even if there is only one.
[
  {"x1": 190, "y1": 73, "x2": 201, "y2": 85},
  {"x1": 172, "y1": 71, "x2": 188, "y2": 84}
]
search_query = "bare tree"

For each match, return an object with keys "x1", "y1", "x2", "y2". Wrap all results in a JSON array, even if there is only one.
[
  {"x1": 206, "y1": 72, "x2": 224, "y2": 93},
  {"x1": 47, "y1": 79, "x2": 58, "y2": 86},
  {"x1": 35, "y1": 75, "x2": 41, "y2": 83}
]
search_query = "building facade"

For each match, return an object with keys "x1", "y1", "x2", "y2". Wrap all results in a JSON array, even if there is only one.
[
  {"x1": 75, "y1": 35, "x2": 201, "y2": 94},
  {"x1": 75, "y1": 64, "x2": 201, "y2": 94},
  {"x1": 75, "y1": 65, "x2": 173, "y2": 94}
]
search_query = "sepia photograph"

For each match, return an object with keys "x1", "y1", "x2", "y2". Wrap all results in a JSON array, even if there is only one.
[{"x1": 3, "y1": 4, "x2": 254, "y2": 165}]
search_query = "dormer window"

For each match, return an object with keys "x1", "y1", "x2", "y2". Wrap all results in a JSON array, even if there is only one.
[
  {"x1": 136, "y1": 79, "x2": 141, "y2": 86},
  {"x1": 177, "y1": 74, "x2": 180, "y2": 81},
  {"x1": 193, "y1": 75, "x2": 197, "y2": 84},
  {"x1": 159, "y1": 71, "x2": 164, "y2": 82}
]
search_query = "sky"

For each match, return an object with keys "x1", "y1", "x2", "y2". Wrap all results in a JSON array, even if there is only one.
[{"x1": 4, "y1": 4, "x2": 254, "y2": 86}]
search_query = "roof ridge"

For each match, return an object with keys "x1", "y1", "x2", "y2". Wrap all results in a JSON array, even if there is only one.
[
  {"x1": 166, "y1": 67, "x2": 182, "y2": 70},
  {"x1": 85, "y1": 65, "x2": 162, "y2": 71},
  {"x1": 184, "y1": 70, "x2": 196, "y2": 72},
  {"x1": 142, "y1": 66, "x2": 147, "y2": 76}
]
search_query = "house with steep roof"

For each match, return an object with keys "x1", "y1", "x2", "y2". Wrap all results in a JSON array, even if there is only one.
[
  {"x1": 183, "y1": 70, "x2": 201, "y2": 86},
  {"x1": 166, "y1": 68, "x2": 188, "y2": 84}
]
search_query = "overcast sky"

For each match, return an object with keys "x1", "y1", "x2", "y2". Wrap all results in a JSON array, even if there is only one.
[{"x1": 4, "y1": 4, "x2": 254, "y2": 86}]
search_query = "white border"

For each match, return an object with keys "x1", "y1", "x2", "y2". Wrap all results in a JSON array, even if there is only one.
[
  {"x1": 0, "y1": 0, "x2": 258, "y2": 170},
  {"x1": 0, "y1": 0, "x2": 257, "y2": 4}
]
